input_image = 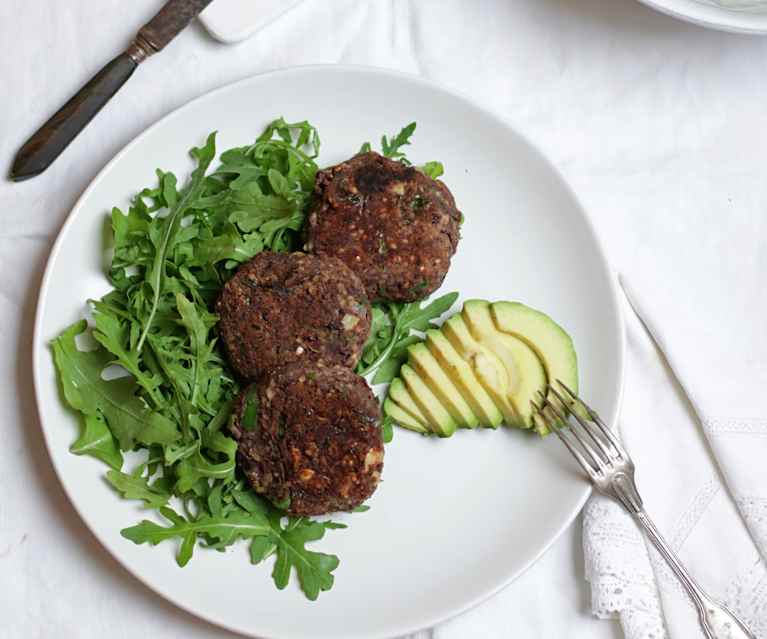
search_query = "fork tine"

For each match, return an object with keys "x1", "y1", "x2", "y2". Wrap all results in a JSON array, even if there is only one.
[
  {"x1": 542, "y1": 397, "x2": 606, "y2": 473},
  {"x1": 590, "y1": 409, "x2": 626, "y2": 456},
  {"x1": 531, "y1": 400, "x2": 598, "y2": 477},
  {"x1": 548, "y1": 384, "x2": 615, "y2": 462},
  {"x1": 556, "y1": 380, "x2": 625, "y2": 455}
]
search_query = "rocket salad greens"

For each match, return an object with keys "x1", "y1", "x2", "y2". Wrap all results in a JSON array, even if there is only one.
[{"x1": 51, "y1": 118, "x2": 454, "y2": 600}]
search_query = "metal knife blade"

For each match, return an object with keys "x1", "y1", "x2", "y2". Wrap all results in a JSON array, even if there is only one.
[{"x1": 10, "y1": 0, "x2": 214, "y2": 182}]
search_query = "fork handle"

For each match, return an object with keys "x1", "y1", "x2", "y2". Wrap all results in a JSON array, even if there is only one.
[{"x1": 634, "y1": 510, "x2": 755, "y2": 639}]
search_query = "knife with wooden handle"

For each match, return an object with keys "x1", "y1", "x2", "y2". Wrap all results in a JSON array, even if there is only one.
[{"x1": 10, "y1": 0, "x2": 214, "y2": 182}]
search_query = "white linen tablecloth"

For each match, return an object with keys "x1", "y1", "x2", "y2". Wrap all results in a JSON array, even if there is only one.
[{"x1": 3, "y1": 1, "x2": 767, "y2": 637}]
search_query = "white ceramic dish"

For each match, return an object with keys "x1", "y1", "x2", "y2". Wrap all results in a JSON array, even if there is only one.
[
  {"x1": 199, "y1": 0, "x2": 303, "y2": 43},
  {"x1": 33, "y1": 66, "x2": 624, "y2": 639},
  {"x1": 636, "y1": 0, "x2": 767, "y2": 33}
]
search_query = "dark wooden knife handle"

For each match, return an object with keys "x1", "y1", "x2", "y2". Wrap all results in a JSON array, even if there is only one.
[{"x1": 10, "y1": 52, "x2": 138, "y2": 181}]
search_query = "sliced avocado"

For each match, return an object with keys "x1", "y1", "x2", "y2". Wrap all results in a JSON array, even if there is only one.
[
  {"x1": 407, "y1": 342, "x2": 479, "y2": 428},
  {"x1": 384, "y1": 398, "x2": 429, "y2": 434},
  {"x1": 462, "y1": 300, "x2": 547, "y2": 428},
  {"x1": 399, "y1": 364, "x2": 457, "y2": 437},
  {"x1": 488, "y1": 334, "x2": 546, "y2": 428},
  {"x1": 388, "y1": 378, "x2": 430, "y2": 425},
  {"x1": 461, "y1": 300, "x2": 497, "y2": 339},
  {"x1": 441, "y1": 316, "x2": 519, "y2": 426},
  {"x1": 490, "y1": 301, "x2": 578, "y2": 435},
  {"x1": 424, "y1": 329, "x2": 503, "y2": 428}
]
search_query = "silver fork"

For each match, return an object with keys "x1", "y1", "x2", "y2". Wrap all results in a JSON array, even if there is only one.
[{"x1": 533, "y1": 381, "x2": 755, "y2": 639}]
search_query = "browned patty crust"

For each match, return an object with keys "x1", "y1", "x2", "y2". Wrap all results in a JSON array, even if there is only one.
[
  {"x1": 230, "y1": 363, "x2": 384, "y2": 516},
  {"x1": 216, "y1": 251, "x2": 371, "y2": 380},
  {"x1": 304, "y1": 152, "x2": 462, "y2": 302}
]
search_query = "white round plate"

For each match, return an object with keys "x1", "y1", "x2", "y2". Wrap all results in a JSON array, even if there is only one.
[
  {"x1": 33, "y1": 66, "x2": 624, "y2": 639},
  {"x1": 636, "y1": 0, "x2": 767, "y2": 33}
]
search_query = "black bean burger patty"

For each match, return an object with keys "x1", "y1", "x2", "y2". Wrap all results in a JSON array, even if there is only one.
[
  {"x1": 230, "y1": 363, "x2": 384, "y2": 516},
  {"x1": 304, "y1": 151, "x2": 462, "y2": 302},
  {"x1": 216, "y1": 251, "x2": 371, "y2": 380}
]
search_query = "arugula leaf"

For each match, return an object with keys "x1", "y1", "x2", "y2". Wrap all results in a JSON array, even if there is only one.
[
  {"x1": 175, "y1": 293, "x2": 216, "y2": 406},
  {"x1": 122, "y1": 502, "x2": 341, "y2": 598},
  {"x1": 365, "y1": 122, "x2": 445, "y2": 181},
  {"x1": 91, "y1": 300, "x2": 163, "y2": 406},
  {"x1": 419, "y1": 161, "x2": 444, "y2": 179},
  {"x1": 51, "y1": 321, "x2": 179, "y2": 451},
  {"x1": 249, "y1": 536, "x2": 278, "y2": 564},
  {"x1": 207, "y1": 481, "x2": 225, "y2": 517},
  {"x1": 371, "y1": 335, "x2": 420, "y2": 385},
  {"x1": 122, "y1": 506, "x2": 271, "y2": 567},
  {"x1": 137, "y1": 133, "x2": 217, "y2": 351},
  {"x1": 272, "y1": 519, "x2": 339, "y2": 600},
  {"x1": 381, "y1": 122, "x2": 417, "y2": 160},
  {"x1": 357, "y1": 292, "x2": 459, "y2": 381},
  {"x1": 398, "y1": 291, "x2": 459, "y2": 333},
  {"x1": 70, "y1": 413, "x2": 123, "y2": 470},
  {"x1": 105, "y1": 469, "x2": 170, "y2": 509},
  {"x1": 381, "y1": 416, "x2": 394, "y2": 444},
  {"x1": 175, "y1": 451, "x2": 236, "y2": 493},
  {"x1": 232, "y1": 486, "x2": 271, "y2": 516},
  {"x1": 241, "y1": 387, "x2": 259, "y2": 431}
]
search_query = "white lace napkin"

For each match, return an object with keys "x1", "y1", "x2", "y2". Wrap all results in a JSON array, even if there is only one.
[{"x1": 584, "y1": 276, "x2": 767, "y2": 638}]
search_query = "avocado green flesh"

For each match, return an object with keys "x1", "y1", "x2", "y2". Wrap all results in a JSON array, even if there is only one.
[
  {"x1": 440, "y1": 316, "x2": 519, "y2": 426},
  {"x1": 384, "y1": 299, "x2": 578, "y2": 438},
  {"x1": 400, "y1": 364, "x2": 458, "y2": 437},
  {"x1": 384, "y1": 398, "x2": 429, "y2": 434},
  {"x1": 388, "y1": 378, "x2": 430, "y2": 425},
  {"x1": 484, "y1": 334, "x2": 546, "y2": 428},
  {"x1": 489, "y1": 301, "x2": 578, "y2": 435},
  {"x1": 407, "y1": 342, "x2": 480, "y2": 428},
  {"x1": 425, "y1": 329, "x2": 503, "y2": 428},
  {"x1": 462, "y1": 299, "x2": 547, "y2": 429}
]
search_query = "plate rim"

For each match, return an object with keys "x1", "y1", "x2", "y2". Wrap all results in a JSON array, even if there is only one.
[
  {"x1": 32, "y1": 64, "x2": 625, "y2": 639},
  {"x1": 635, "y1": 0, "x2": 767, "y2": 34}
]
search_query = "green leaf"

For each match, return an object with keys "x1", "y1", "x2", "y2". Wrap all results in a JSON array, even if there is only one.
[
  {"x1": 371, "y1": 335, "x2": 420, "y2": 384},
  {"x1": 398, "y1": 291, "x2": 459, "y2": 333},
  {"x1": 267, "y1": 168, "x2": 290, "y2": 196},
  {"x1": 358, "y1": 293, "x2": 458, "y2": 382},
  {"x1": 178, "y1": 532, "x2": 196, "y2": 567},
  {"x1": 272, "y1": 495, "x2": 291, "y2": 511},
  {"x1": 419, "y1": 161, "x2": 444, "y2": 179},
  {"x1": 272, "y1": 520, "x2": 339, "y2": 600},
  {"x1": 381, "y1": 122, "x2": 417, "y2": 160},
  {"x1": 105, "y1": 469, "x2": 170, "y2": 508},
  {"x1": 232, "y1": 488, "x2": 270, "y2": 516},
  {"x1": 175, "y1": 293, "x2": 213, "y2": 405},
  {"x1": 137, "y1": 132, "x2": 217, "y2": 351},
  {"x1": 51, "y1": 321, "x2": 179, "y2": 451},
  {"x1": 128, "y1": 507, "x2": 271, "y2": 543},
  {"x1": 207, "y1": 482, "x2": 224, "y2": 517},
  {"x1": 249, "y1": 536, "x2": 277, "y2": 564},
  {"x1": 381, "y1": 415, "x2": 394, "y2": 444},
  {"x1": 175, "y1": 451, "x2": 236, "y2": 494},
  {"x1": 121, "y1": 507, "x2": 272, "y2": 567},
  {"x1": 69, "y1": 413, "x2": 123, "y2": 470},
  {"x1": 164, "y1": 440, "x2": 198, "y2": 465},
  {"x1": 241, "y1": 387, "x2": 259, "y2": 430}
]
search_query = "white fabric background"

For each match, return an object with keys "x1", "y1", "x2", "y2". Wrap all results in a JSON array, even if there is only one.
[{"x1": 3, "y1": 1, "x2": 767, "y2": 637}]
